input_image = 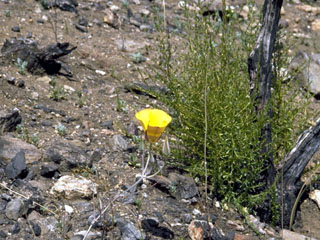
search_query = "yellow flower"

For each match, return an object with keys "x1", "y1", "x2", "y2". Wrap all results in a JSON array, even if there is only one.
[{"x1": 135, "y1": 109, "x2": 172, "y2": 143}]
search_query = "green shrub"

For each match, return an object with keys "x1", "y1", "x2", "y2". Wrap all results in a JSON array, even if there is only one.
[{"x1": 142, "y1": 2, "x2": 313, "y2": 209}]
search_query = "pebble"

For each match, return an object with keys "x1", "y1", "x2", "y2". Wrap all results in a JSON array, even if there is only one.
[
  {"x1": 11, "y1": 26, "x2": 20, "y2": 32},
  {"x1": 5, "y1": 198, "x2": 25, "y2": 220}
]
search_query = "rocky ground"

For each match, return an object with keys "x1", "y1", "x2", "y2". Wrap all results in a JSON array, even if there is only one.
[{"x1": 1, "y1": 0, "x2": 320, "y2": 239}]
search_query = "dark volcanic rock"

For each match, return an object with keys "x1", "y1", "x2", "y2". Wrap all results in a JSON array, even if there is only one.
[
  {"x1": 149, "y1": 173, "x2": 198, "y2": 199},
  {"x1": 5, "y1": 151, "x2": 28, "y2": 179},
  {"x1": 11, "y1": 26, "x2": 20, "y2": 32},
  {"x1": 34, "y1": 104, "x2": 66, "y2": 116},
  {"x1": 9, "y1": 222, "x2": 20, "y2": 234},
  {"x1": 30, "y1": 221, "x2": 41, "y2": 236},
  {"x1": 45, "y1": 140, "x2": 89, "y2": 170},
  {"x1": 52, "y1": 0, "x2": 78, "y2": 13},
  {"x1": 0, "y1": 230, "x2": 7, "y2": 239},
  {"x1": 141, "y1": 218, "x2": 174, "y2": 239},
  {"x1": 0, "y1": 109, "x2": 22, "y2": 132},
  {"x1": 1, "y1": 38, "x2": 76, "y2": 76},
  {"x1": 40, "y1": 162, "x2": 60, "y2": 178}
]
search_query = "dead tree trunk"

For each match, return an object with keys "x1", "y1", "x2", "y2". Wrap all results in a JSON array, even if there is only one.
[
  {"x1": 248, "y1": 0, "x2": 320, "y2": 227},
  {"x1": 277, "y1": 118, "x2": 320, "y2": 227},
  {"x1": 248, "y1": 0, "x2": 283, "y2": 189}
]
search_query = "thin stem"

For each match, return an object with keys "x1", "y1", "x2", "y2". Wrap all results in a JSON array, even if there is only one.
[
  {"x1": 204, "y1": 69, "x2": 210, "y2": 226},
  {"x1": 83, "y1": 142, "x2": 154, "y2": 240}
]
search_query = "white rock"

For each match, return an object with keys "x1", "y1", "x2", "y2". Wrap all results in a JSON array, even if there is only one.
[
  {"x1": 50, "y1": 175, "x2": 97, "y2": 200},
  {"x1": 30, "y1": 91, "x2": 39, "y2": 100},
  {"x1": 310, "y1": 190, "x2": 320, "y2": 209},
  {"x1": 64, "y1": 204, "x2": 74, "y2": 214},
  {"x1": 95, "y1": 70, "x2": 106, "y2": 75},
  {"x1": 192, "y1": 208, "x2": 201, "y2": 215},
  {"x1": 110, "y1": 5, "x2": 120, "y2": 12},
  {"x1": 63, "y1": 85, "x2": 75, "y2": 93}
]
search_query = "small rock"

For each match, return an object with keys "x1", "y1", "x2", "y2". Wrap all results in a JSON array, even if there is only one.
[
  {"x1": 17, "y1": 80, "x2": 25, "y2": 88},
  {"x1": 188, "y1": 220, "x2": 231, "y2": 240},
  {"x1": 0, "y1": 199, "x2": 7, "y2": 212},
  {"x1": 75, "y1": 24, "x2": 87, "y2": 32},
  {"x1": 78, "y1": 16, "x2": 88, "y2": 26},
  {"x1": 110, "y1": 5, "x2": 120, "y2": 12},
  {"x1": 95, "y1": 69, "x2": 106, "y2": 75},
  {"x1": 140, "y1": 24, "x2": 153, "y2": 32},
  {"x1": 168, "y1": 172, "x2": 198, "y2": 199},
  {"x1": 248, "y1": 215, "x2": 266, "y2": 235},
  {"x1": 182, "y1": 213, "x2": 193, "y2": 224},
  {"x1": 5, "y1": 198, "x2": 26, "y2": 220},
  {"x1": 0, "y1": 230, "x2": 7, "y2": 239},
  {"x1": 64, "y1": 85, "x2": 75, "y2": 93},
  {"x1": 310, "y1": 189, "x2": 320, "y2": 209},
  {"x1": 108, "y1": 135, "x2": 128, "y2": 151},
  {"x1": 142, "y1": 218, "x2": 174, "y2": 238},
  {"x1": 50, "y1": 175, "x2": 97, "y2": 200},
  {"x1": 11, "y1": 26, "x2": 20, "y2": 32},
  {"x1": 40, "y1": 120, "x2": 53, "y2": 127},
  {"x1": 40, "y1": 163, "x2": 60, "y2": 178},
  {"x1": 0, "y1": 109, "x2": 22, "y2": 132},
  {"x1": 65, "y1": 205, "x2": 74, "y2": 214},
  {"x1": 139, "y1": 9, "x2": 150, "y2": 17},
  {"x1": 289, "y1": 51, "x2": 320, "y2": 97},
  {"x1": 30, "y1": 221, "x2": 41, "y2": 236},
  {"x1": 7, "y1": 77, "x2": 15, "y2": 85},
  {"x1": 116, "y1": 218, "x2": 144, "y2": 240},
  {"x1": 70, "y1": 235, "x2": 84, "y2": 240},
  {"x1": 227, "y1": 220, "x2": 245, "y2": 231},
  {"x1": 5, "y1": 151, "x2": 28, "y2": 179},
  {"x1": 30, "y1": 91, "x2": 39, "y2": 100},
  {"x1": 103, "y1": 8, "x2": 119, "y2": 29},
  {"x1": 100, "y1": 120, "x2": 113, "y2": 130},
  {"x1": 10, "y1": 222, "x2": 20, "y2": 234}
]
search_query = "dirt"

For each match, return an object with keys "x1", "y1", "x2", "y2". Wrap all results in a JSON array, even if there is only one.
[{"x1": 1, "y1": 0, "x2": 320, "y2": 239}]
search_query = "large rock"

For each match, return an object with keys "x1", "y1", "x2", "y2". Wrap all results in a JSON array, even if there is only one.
[
  {"x1": 5, "y1": 151, "x2": 28, "y2": 179},
  {"x1": 0, "y1": 135, "x2": 42, "y2": 164},
  {"x1": 289, "y1": 51, "x2": 320, "y2": 97},
  {"x1": 149, "y1": 173, "x2": 198, "y2": 199},
  {"x1": 0, "y1": 109, "x2": 22, "y2": 132},
  {"x1": 44, "y1": 140, "x2": 89, "y2": 171},
  {"x1": 50, "y1": 175, "x2": 97, "y2": 200}
]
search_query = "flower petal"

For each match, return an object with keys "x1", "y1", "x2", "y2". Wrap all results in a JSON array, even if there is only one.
[
  {"x1": 148, "y1": 109, "x2": 172, "y2": 128},
  {"x1": 135, "y1": 109, "x2": 151, "y2": 131}
]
